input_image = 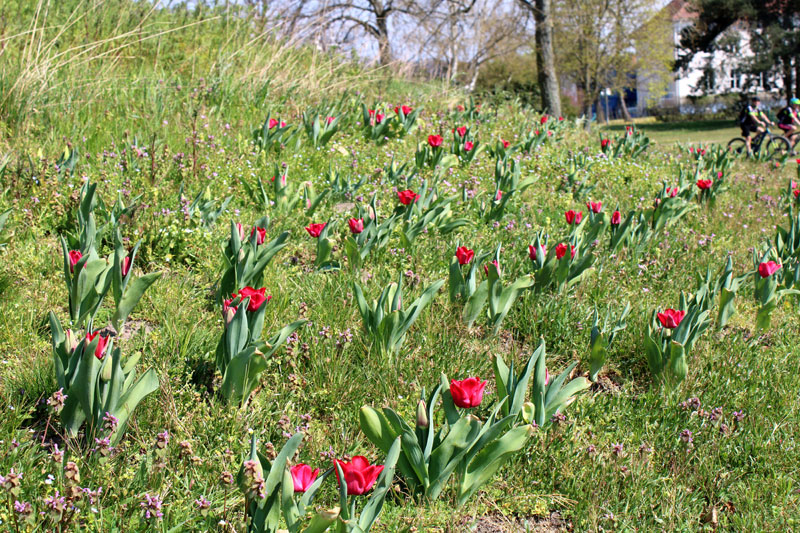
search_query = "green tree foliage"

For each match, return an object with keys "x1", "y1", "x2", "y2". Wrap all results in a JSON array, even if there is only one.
[
  {"x1": 677, "y1": 0, "x2": 800, "y2": 98},
  {"x1": 552, "y1": 0, "x2": 674, "y2": 119}
]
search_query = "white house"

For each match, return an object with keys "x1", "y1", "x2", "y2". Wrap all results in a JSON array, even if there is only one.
[{"x1": 635, "y1": 0, "x2": 783, "y2": 115}]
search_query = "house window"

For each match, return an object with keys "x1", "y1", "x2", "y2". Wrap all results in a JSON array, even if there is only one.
[{"x1": 729, "y1": 70, "x2": 741, "y2": 90}]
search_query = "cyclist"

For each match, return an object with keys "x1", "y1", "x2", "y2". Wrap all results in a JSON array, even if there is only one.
[
  {"x1": 738, "y1": 96, "x2": 774, "y2": 154},
  {"x1": 777, "y1": 97, "x2": 800, "y2": 145}
]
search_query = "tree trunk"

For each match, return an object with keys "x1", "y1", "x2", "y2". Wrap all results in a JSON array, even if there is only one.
[
  {"x1": 619, "y1": 90, "x2": 632, "y2": 121},
  {"x1": 782, "y1": 54, "x2": 793, "y2": 100},
  {"x1": 376, "y1": 14, "x2": 391, "y2": 66},
  {"x1": 467, "y1": 64, "x2": 481, "y2": 92},
  {"x1": 533, "y1": 0, "x2": 561, "y2": 116}
]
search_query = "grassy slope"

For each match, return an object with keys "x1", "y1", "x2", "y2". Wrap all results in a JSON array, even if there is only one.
[{"x1": 1, "y1": 5, "x2": 799, "y2": 532}]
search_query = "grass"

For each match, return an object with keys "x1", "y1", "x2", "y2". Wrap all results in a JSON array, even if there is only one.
[
  {"x1": 0, "y1": 2, "x2": 800, "y2": 532},
  {"x1": 602, "y1": 119, "x2": 742, "y2": 146}
]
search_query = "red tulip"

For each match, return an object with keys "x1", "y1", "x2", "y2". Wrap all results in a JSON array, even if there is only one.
[
  {"x1": 668, "y1": 187, "x2": 678, "y2": 198},
  {"x1": 334, "y1": 456, "x2": 383, "y2": 496},
  {"x1": 222, "y1": 295, "x2": 236, "y2": 323},
  {"x1": 456, "y1": 126, "x2": 467, "y2": 137},
  {"x1": 305, "y1": 223, "x2": 326, "y2": 238},
  {"x1": 121, "y1": 256, "x2": 131, "y2": 277},
  {"x1": 450, "y1": 377, "x2": 487, "y2": 408},
  {"x1": 239, "y1": 286, "x2": 270, "y2": 312},
  {"x1": 657, "y1": 308, "x2": 685, "y2": 329},
  {"x1": 85, "y1": 331, "x2": 109, "y2": 360},
  {"x1": 455, "y1": 246, "x2": 474, "y2": 266},
  {"x1": 586, "y1": 201, "x2": 602, "y2": 214},
  {"x1": 457, "y1": 104, "x2": 465, "y2": 111},
  {"x1": 397, "y1": 189, "x2": 419, "y2": 205},
  {"x1": 600, "y1": 139, "x2": 611, "y2": 149},
  {"x1": 464, "y1": 141, "x2": 474, "y2": 152},
  {"x1": 540, "y1": 115, "x2": 548, "y2": 124},
  {"x1": 558, "y1": 116, "x2": 564, "y2": 121},
  {"x1": 268, "y1": 118, "x2": 286, "y2": 129},
  {"x1": 326, "y1": 116, "x2": 335, "y2": 125},
  {"x1": 494, "y1": 190, "x2": 503, "y2": 201},
  {"x1": 717, "y1": 171, "x2": 723, "y2": 178},
  {"x1": 794, "y1": 190, "x2": 799, "y2": 199},
  {"x1": 290, "y1": 464, "x2": 319, "y2": 493},
  {"x1": 565, "y1": 210, "x2": 583, "y2": 225},
  {"x1": 528, "y1": 244, "x2": 545, "y2": 261},
  {"x1": 428, "y1": 135, "x2": 443, "y2": 148},
  {"x1": 758, "y1": 261, "x2": 781, "y2": 278},
  {"x1": 394, "y1": 105, "x2": 412, "y2": 115},
  {"x1": 68, "y1": 250, "x2": 83, "y2": 273},
  {"x1": 696, "y1": 179, "x2": 712, "y2": 190},
  {"x1": 501, "y1": 139, "x2": 510, "y2": 148},
  {"x1": 251, "y1": 227, "x2": 267, "y2": 245},
  {"x1": 483, "y1": 259, "x2": 500, "y2": 276},
  {"x1": 534, "y1": 130, "x2": 539, "y2": 136},
  {"x1": 555, "y1": 243, "x2": 574, "y2": 260},
  {"x1": 348, "y1": 218, "x2": 364, "y2": 234},
  {"x1": 611, "y1": 210, "x2": 621, "y2": 225}
]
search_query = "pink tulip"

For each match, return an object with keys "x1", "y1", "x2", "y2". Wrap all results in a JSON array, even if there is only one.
[
  {"x1": 290, "y1": 464, "x2": 319, "y2": 493},
  {"x1": 657, "y1": 309, "x2": 685, "y2": 329},
  {"x1": 68, "y1": 250, "x2": 83, "y2": 273},
  {"x1": 334, "y1": 457, "x2": 383, "y2": 496},
  {"x1": 450, "y1": 377, "x2": 487, "y2": 408},
  {"x1": 758, "y1": 261, "x2": 781, "y2": 278}
]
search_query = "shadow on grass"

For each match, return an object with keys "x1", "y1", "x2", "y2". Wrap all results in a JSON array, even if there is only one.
[{"x1": 602, "y1": 119, "x2": 733, "y2": 134}]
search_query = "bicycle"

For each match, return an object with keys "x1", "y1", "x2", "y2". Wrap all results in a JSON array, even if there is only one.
[{"x1": 727, "y1": 128, "x2": 792, "y2": 160}]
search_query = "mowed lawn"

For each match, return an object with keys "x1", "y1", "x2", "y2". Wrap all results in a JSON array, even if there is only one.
[{"x1": 602, "y1": 119, "x2": 742, "y2": 146}]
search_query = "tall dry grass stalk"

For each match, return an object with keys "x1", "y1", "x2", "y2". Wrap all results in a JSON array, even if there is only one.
[{"x1": 0, "y1": 0, "x2": 387, "y2": 139}]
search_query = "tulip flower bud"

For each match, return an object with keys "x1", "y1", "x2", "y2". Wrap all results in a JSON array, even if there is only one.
[
  {"x1": 65, "y1": 329, "x2": 78, "y2": 353},
  {"x1": 521, "y1": 402, "x2": 535, "y2": 424},
  {"x1": 416, "y1": 400, "x2": 428, "y2": 429},
  {"x1": 223, "y1": 307, "x2": 236, "y2": 326},
  {"x1": 238, "y1": 248, "x2": 246, "y2": 262}
]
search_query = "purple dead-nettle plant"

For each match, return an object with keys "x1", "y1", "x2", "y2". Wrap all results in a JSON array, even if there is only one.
[{"x1": 141, "y1": 493, "x2": 164, "y2": 520}]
